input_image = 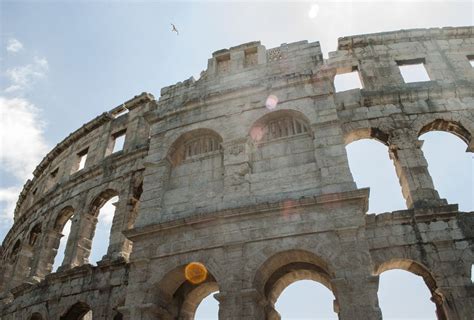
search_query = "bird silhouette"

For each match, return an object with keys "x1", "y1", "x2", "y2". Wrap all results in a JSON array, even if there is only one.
[{"x1": 171, "y1": 23, "x2": 179, "y2": 35}]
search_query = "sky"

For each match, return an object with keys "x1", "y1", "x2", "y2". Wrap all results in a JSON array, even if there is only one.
[{"x1": 1, "y1": 0, "x2": 473, "y2": 319}]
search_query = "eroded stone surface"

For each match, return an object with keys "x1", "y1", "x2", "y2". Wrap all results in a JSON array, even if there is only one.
[{"x1": 1, "y1": 26, "x2": 473, "y2": 320}]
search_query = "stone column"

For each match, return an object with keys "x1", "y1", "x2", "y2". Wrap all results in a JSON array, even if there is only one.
[
  {"x1": 437, "y1": 283, "x2": 474, "y2": 320},
  {"x1": 9, "y1": 243, "x2": 34, "y2": 288},
  {"x1": 215, "y1": 288, "x2": 266, "y2": 320},
  {"x1": 313, "y1": 120, "x2": 357, "y2": 194},
  {"x1": 222, "y1": 139, "x2": 251, "y2": 206},
  {"x1": 59, "y1": 212, "x2": 96, "y2": 269},
  {"x1": 333, "y1": 276, "x2": 382, "y2": 320},
  {"x1": 134, "y1": 159, "x2": 171, "y2": 227},
  {"x1": 389, "y1": 129, "x2": 446, "y2": 208},
  {"x1": 28, "y1": 229, "x2": 63, "y2": 281}
]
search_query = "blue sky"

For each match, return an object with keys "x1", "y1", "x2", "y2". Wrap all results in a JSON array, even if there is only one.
[{"x1": 1, "y1": 0, "x2": 473, "y2": 319}]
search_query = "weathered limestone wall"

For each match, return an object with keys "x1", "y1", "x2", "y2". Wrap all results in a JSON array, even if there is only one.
[{"x1": 1, "y1": 26, "x2": 473, "y2": 320}]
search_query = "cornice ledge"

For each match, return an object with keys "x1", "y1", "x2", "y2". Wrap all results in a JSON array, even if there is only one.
[{"x1": 124, "y1": 188, "x2": 369, "y2": 240}]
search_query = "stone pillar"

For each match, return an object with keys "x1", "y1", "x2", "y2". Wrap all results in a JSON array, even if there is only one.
[
  {"x1": 313, "y1": 120, "x2": 357, "y2": 194},
  {"x1": 222, "y1": 139, "x2": 251, "y2": 206},
  {"x1": 103, "y1": 195, "x2": 131, "y2": 261},
  {"x1": 215, "y1": 288, "x2": 266, "y2": 320},
  {"x1": 28, "y1": 229, "x2": 62, "y2": 281},
  {"x1": 265, "y1": 303, "x2": 281, "y2": 320},
  {"x1": 389, "y1": 130, "x2": 446, "y2": 208},
  {"x1": 333, "y1": 276, "x2": 382, "y2": 320},
  {"x1": 9, "y1": 243, "x2": 34, "y2": 289},
  {"x1": 437, "y1": 284, "x2": 474, "y2": 320},
  {"x1": 134, "y1": 159, "x2": 171, "y2": 227},
  {"x1": 59, "y1": 212, "x2": 96, "y2": 269}
]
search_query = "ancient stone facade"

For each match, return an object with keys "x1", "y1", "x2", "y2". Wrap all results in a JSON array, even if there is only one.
[{"x1": 1, "y1": 26, "x2": 473, "y2": 319}]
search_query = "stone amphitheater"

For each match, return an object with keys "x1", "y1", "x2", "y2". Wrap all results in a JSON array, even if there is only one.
[{"x1": 1, "y1": 26, "x2": 473, "y2": 320}]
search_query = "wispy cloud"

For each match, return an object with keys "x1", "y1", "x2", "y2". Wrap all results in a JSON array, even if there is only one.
[
  {"x1": 4, "y1": 57, "x2": 49, "y2": 93},
  {"x1": 0, "y1": 96, "x2": 49, "y2": 235},
  {"x1": 0, "y1": 96, "x2": 49, "y2": 181},
  {"x1": 6, "y1": 38, "x2": 23, "y2": 53},
  {"x1": 0, "y1": 187, "x2": 21, "y2": 223}
]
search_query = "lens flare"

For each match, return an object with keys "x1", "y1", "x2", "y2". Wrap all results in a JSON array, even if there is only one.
[
  {"x1": 265, "y1": 95, "x2": 279, "y2": 110},
  {"x1": 185, "y1": 262, "x2": 208, "y2": 285},
  {"x1": 282, "y1": 199, "x2": 297, "y2": 220},
  {"x1": 250, "y1": 126, "x2": 265, "y2": 142}
]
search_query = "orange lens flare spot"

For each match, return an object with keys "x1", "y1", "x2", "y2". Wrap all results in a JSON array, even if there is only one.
[{"x1": 185, "y1": 262, "x2": 208, "y2": 285}]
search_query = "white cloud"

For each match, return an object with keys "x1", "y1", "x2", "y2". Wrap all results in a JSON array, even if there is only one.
[
  {"x1": 6, "y1": 38, "x2": 23, "y2": 53},
  {"x1": 98, "y1": 196, "x2": 119, "y2": 225},
  {"x1": 0, "y1": 96, "x2": 49, "y2": 181},
  {"x1": 4, "y1": 57, "x2": 49, "y2": 93},
  {"x1": 0, "y1": 187, "x2": 21, "y2": 223}
]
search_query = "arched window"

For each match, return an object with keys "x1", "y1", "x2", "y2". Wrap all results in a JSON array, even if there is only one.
[
  {"x1": 376, "y1": 259, "x2": 446, "y2": 320},
  {"x1": 254, "y1": 250, "x2": 337, "y2": 320},
  {"x1": 28, "y1": 223, "x2": 42, "y2": 247},
  {"x1": 250, "y1": 112, "x2": 311, "y2": 144},
  {"x1": 60, "y1": 302, "x2": 92, "y2": 320},
  {"x1": 169, "y1": 129, "x2": 222, "y2": 167},
  {"x1": 164, "y1": 129, "x2": 224, "y2": 216},
  {"x1": 345, "y1": 128, "x2": 405, "y2": 213},
  {"x1": 88, "y1": 189, "x2": 119, "y2": 265},
  {"x1": 419, "y1": 119, "x2": 473, "y2": 211},
  {"x1": 249, "y1": 111, "x2": 316, "y2": 196},
  {"x1": 259, "y1": 116, "x2": 309, "y2": 142},
  {"x1": 275, "y1": 280, "x2": 336, "y2": 319},
  {"x1": 183, "y1": 135, "x2": 221, "y2": 160},
  {"x1": 195, "y1": 291, "x2": 219, "y2": 320},
  {"x1": 152, "y1": 262, "x2": 220, "y2": 319},
  {"x1": 52, "y1": 207, "x2": 75, "y2": 272}
]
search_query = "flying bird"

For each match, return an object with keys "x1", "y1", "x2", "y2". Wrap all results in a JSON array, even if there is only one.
[{"x1": 171, "y1": 23, "x2": 179, "y2": 35}]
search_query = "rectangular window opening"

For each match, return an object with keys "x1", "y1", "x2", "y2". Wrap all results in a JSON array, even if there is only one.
[
  {"x1": 334, "y1": 68, "x2": 363, "y2": 92},
  {"x1": 76, "y1": 148, "x2": 88, "y2": 172},
  {"x1": 397, "y1": 59, "x2": 430, "y2": 83},
  {"x1": 112, "y1": 130, "x2": 126, "y2": 153}
]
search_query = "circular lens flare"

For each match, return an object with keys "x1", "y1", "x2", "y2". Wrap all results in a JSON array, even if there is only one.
[
  {"x1": 185, "y1": 262, "x2": 208, "y2": 285},
  {"x1": 265, "y1": 95, "x2": 279, "y2": 110}
]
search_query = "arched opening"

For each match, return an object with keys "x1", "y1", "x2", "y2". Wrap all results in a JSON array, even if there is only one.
[
  {"x1": 28, "y1": 223, "x2": 42, "y2": 247},
  {"x1": 52, "y1": 206, "x2": 74, "y2": 271},
  {"x1": 188, "y1": 283, "x2": 219, "y2": 320},
  {"x1": 375, "y1": 259, "x2": 446, "y2": 320},
  {"x1": 254, "y1": 250, "x2": 337, "y2": 319},
  {"x1": 419, "y1": 120, "x2": 473, "y2": 211},
  {"x1": 345, "y1": 128, "x2": 405, "y2": 213},
  {"x1": 275, "y1": 280, "x2": 337, "y2": 319},
  {"x1": 151, "y1": 262, "x2": 220, "y2": 319},
  {"x1": 164, "y1": 129, "x2": 224, "y2": 216},
  {"x1": 60, "y1": 302, "x2": 92, "y2": 320},
  {"x1": 248, "y1": 110, "x2": 317, "y2": 197},
  {"x1": 88, "y1": 189, "x2": 119, "y2": 265}
]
